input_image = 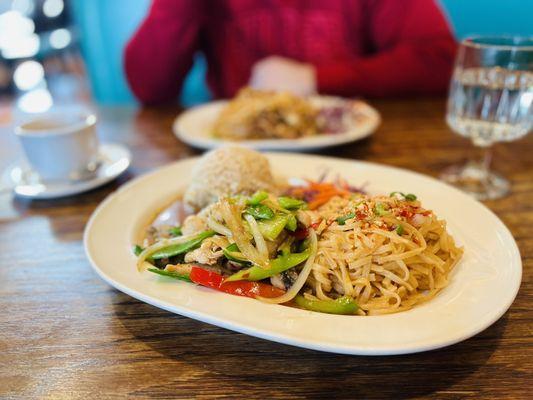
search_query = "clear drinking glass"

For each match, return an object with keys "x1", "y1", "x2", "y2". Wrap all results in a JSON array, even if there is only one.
[{"x1": 442, "y1": 36, "x2": 533, "y2": 200}]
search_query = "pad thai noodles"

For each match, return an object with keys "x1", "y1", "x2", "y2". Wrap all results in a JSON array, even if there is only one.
[{"x1": 133, "y1": 147, "x2": 463, "y2": 316}]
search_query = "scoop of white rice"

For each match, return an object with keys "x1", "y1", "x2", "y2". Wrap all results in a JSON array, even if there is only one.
[{"x1": 183, "y1": 146, "x2": 275, "y2": 209}]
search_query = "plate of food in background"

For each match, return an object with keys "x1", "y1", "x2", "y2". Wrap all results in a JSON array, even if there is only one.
[
  {"x1": 85, "y1": 147, "x2": 521, "y2": 355},
  {"x1": 173, "y1": 88, "x2": 380, "y2": 151}
]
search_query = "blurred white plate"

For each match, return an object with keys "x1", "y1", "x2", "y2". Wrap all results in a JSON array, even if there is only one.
[
  {"x1": 173, "y1": 97, "x2": 380, "y2": 151},
  {"x1": 84, "y1": 153, "x2": 521, "y2": 355}
]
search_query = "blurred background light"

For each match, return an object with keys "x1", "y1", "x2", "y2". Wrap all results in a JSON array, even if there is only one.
[
  {"x1": 13, "y1": 60, "x2": 45, "y2": 90},
  {"x1": 11, "y1": 0, "x2": 35, "y2": 16},
  {"x1": 0, "y1": 10, "x2": 35, "y2": 37},
  {"x1": 0, "y1": 0, "x2": 87, "y2": 113},
  {"x1": 2, "y1": 34, "x2": 40, "y2": 59},
  {"x1": 43, "y1": 0, "x2": 64, "y2": 18},
  {"x1": 0, "y1": 10, "x2": 39, "y2": 59},
  {"x1": 49, "y1": 28, "x2": 71, "y2": 49},
  {"x1": 17, "y1": 88, "x2": 53, "y2": 113}
]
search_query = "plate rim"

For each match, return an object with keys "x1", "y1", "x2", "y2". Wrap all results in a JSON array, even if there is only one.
[
  {"x1": 84, "y1": 153, "x2": 522, "y2": 355},
  {"x1": 172, "y1": 98, "x2": 381, "y2": 151}
]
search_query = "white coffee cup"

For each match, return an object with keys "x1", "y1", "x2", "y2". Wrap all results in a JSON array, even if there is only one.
[{"x1": 15, "y1": 112, "x2": 100, "y2": 182}]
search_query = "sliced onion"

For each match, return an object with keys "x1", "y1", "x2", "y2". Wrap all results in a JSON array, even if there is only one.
[
  {"x1": 219, "y1": 199, "x2": 268, "y2": 268},
  {"x1": 244, "y1": 213, "x2": 269, "y2": 261},
  {"x1": 410, "y1": 214, "x2": 426, "y2": 227},
  {"x1": 256, "y1": 228, "x2": 317, "y2": 304},
  {"x1": 206, "y1": 216, "x2": 232, "y2": 237}
]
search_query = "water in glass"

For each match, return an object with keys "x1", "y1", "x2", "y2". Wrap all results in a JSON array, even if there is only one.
[{"x1": 447, "y1": 67, "x2": 532, "y2": 147}]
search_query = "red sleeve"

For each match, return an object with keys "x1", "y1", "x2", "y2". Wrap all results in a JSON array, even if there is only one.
[
  {"x1": 316, "y1": 0, "x2": 457, "y2": 97},
  {"x1": 124, "y1": 0, "x2": 203, "y2": 105}
]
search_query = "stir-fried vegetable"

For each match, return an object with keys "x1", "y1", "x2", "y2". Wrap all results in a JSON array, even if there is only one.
[
  {"x1": 134, "y1": 180, "x2": 434, "y2": 316},
  {"x1": 390, "y1": 192, "x2": 417, "y2": 201},
  {"x1": 247, "y1": 191, "x2": 268, "y2": 205},
  {"x1": 285, "y1": 214, "x2": 297, "y2": 231},
  {"x1": 245, "y1": 204, "x2": 274, "y2": 220},
  {"x1": 151, "y1": 230, "x2": 216, "y2": 259},
  {"x1": 290, "y1": 227, "x2": 309, "y2": 240},
  {"x1": 278, "y1": 196, "x2": 306, "y2": 210},
  {"x1": 374, "y1": 202, "x2": 389, "y2": 216},
  {"x1": 294, "y1": 295, "x2": 358, "y2": 315},
  {"x1": 243, "y1": 213, "x2": 269, "y2": 260},
  {"x1": 257, "y1": 228, "x2": 318, "y2": 304},
  {"x1": 189, "y1": 266, "x2": 285, "y2": 298},
  {"x1": 133, "y1": 245, "x2": 144, "y2": 257},
  {"x1": 148, "y1": 268, "x2": 191, "y2": 282},
  {"x1": 220, "y1": 200, "x2": 269, "y2": 268},
  {"x1": 244, "y1": 194, "x2": 302, "y2": 237},
  {"x1": 336, "y1": 213, "x2": 355, "y2": 225},
  {"x1": 168, "y1": 226, "x2": 183, "y2": 237},
  {"x1": 223, "y1": 243, "x2": 249, "y2": 264},
  {"x1": 277, "y1": 238, "x2": 293, "y2": 255},
  {"x1": 225, "y1": 249, "x2": 310, "y2": 282},
  {"x1": 396, "y1": 224, "x2": 404, "y2": 235},
  {"x1": 257, "y1": 214, "x2": 289, "y2": 241}
]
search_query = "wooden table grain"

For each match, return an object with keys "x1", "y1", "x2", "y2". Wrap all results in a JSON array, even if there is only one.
[{"x1": 0, "y1": 98, "x2": 531, "y2": 399}]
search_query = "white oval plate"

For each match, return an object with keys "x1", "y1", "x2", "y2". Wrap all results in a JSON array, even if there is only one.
[
  {"x1": 84, "y1": 153, "x2": 521, "y2": 355},
  {"x1": 173, "y1": 97, "x2": 380, "y2": 151}
]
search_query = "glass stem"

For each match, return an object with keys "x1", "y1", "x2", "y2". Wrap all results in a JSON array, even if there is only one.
[{"x1": 480, "y1": 146, "x2": 493, "y2": 178}]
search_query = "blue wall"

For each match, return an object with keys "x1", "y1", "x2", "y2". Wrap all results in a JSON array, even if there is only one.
[
  {"x1": 70, "y1": 0, "x2": 149, "y2": 104},
  {"x1": 71, "y1": 0, "x2": 533, "y2": 105},
  {"x1": 442, "y1": 0, "x2": 533, "y2": 38}
]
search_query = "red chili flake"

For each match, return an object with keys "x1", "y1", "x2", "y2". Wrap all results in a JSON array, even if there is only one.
[{"x1": 398, "y1": 208, "x2": 414, "y2": 219}]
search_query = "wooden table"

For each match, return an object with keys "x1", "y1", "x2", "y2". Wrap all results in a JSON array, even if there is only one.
[{"x1": 1, "y1": 98, "x2": 531, "y2": 399}]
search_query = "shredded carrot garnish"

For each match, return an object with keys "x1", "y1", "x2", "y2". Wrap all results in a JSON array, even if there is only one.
[{"x1": 288, "y1": 180, "x2": 351, "y2": 210}]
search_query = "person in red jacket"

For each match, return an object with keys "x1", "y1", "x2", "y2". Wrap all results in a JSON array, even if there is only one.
[{"x1": 125, "y1": 0, "x2": 457, "y2": 105}]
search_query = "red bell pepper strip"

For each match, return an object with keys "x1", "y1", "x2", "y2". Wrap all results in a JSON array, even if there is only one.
[
  {"x1": 189, "y1": 266, "x2": 285, "y2": 299},
  {"x1": 290, "y1": 227, "x2": 309, "y2": 240}
]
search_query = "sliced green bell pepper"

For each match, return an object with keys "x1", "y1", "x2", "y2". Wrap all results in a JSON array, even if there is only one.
[
  {"x1": 294, "y1": 295, "x2": 358, "y2": 315},
  {"x1": 278, "y1": 238, "x2": 293, "y2": 256},
  {"x1": 168, "y1": 226, "x2": 182, "y2": 237},
  {"x1": 257, "y1": 214, "x2": 288, "y2": 241},
  {"x1": 223, "y1": 243, "x2": 249, "y2": 264},
  {"x1": 147, "y1": 268, "x2": 192, "y2": 282},
  {"x1": 278, "y1": 196, "x2": 306, "y2": 210},
  {"x1": 285, "y1": 214, "x2": 297, "y2": 231},
  {"x1": 247, "y1": 191, "x2": 268, "y2": 205},
  {"x1": 150, "y1": 230, "x2": 215, "y2": 259},
  {"x1": 245, "y1": 204, "x2": 274, "y2": 220},
  {"x1": 225, "y1": 249, "x2": 310, "y2": 282}
]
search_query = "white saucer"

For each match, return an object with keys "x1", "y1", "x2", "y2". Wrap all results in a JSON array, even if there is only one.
[{"x1": 2, "y1": 143, "x2": 131, "y2": 200}]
